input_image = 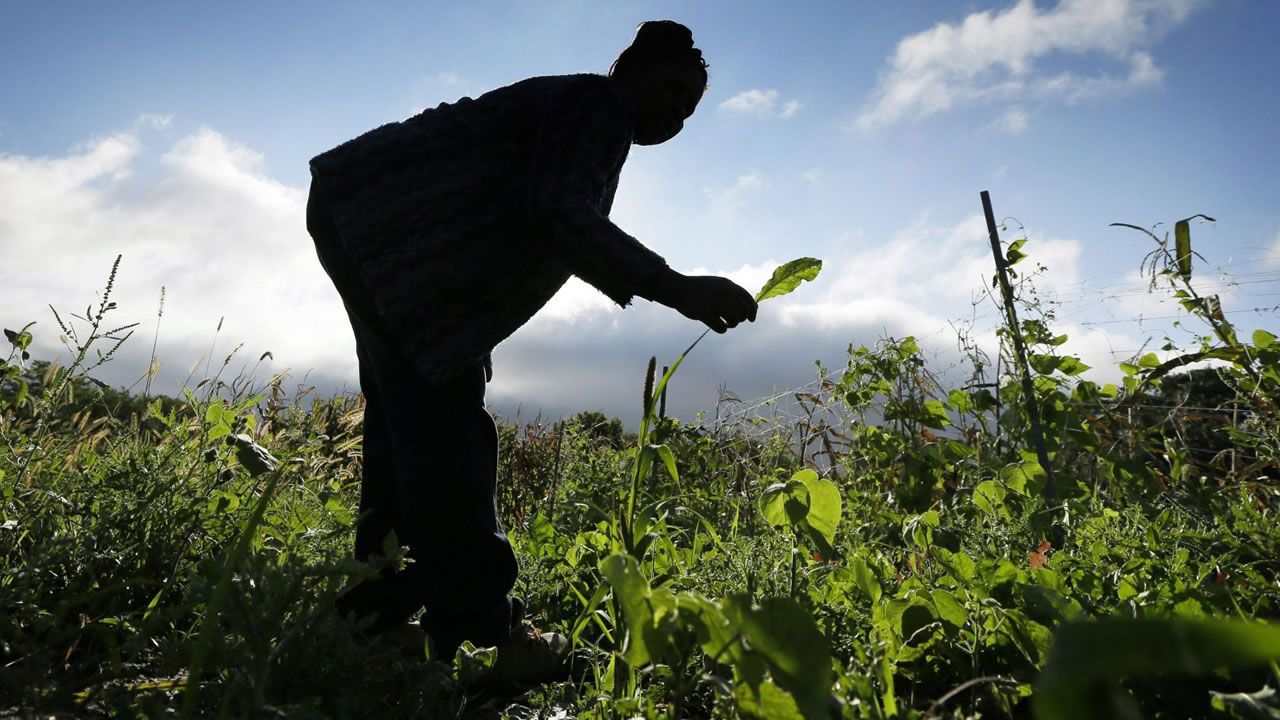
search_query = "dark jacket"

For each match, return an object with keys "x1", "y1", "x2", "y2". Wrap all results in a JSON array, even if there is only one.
[{"x1": 309, "y1": 73, "x2": 669, "y2": 383}]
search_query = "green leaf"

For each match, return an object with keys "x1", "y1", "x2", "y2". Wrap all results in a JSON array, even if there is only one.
[
  {"x1": 1034, "y1": 618, "x2": 1280, "y2": 720},
  {"x1": 1006, "y1": 238, "x2": 1028, "y2": 266},
  {"x1": 736, "y1": 680, "x2": 807, "y2": 720},
  {"x1": 931, "y1": 589, "x2": 968, "y2": 628},
  {"x1": 1253, "y1": 329, "x2": 1277, "y2": 349},
  {"x1": 791, "y1": 469, "x2": 842, "y2": 555},
  {"x1": 754, "y1": 258, "x2": 822, "y2": 302},
  {"x1": 735, "y1": 596, "x2": 835, "y2": 720},
  {"x1": 1056, "y1": 357, "x2": 1090, "y2": 376},
  {"x1": 675, "y1": 592, "x2": 740, "y2": 663},
  {"x1": 3, "y1": 328, "x2": 33, "y2": 351},
  {"x1": 973, "y1": 480, "x2": 1007, "y2": 516},
  {"x1": 761, "y1": 479, "x2": 810, "y2": 530},
  {"x1": 529, "y1": 512, "x2": 555, "y2": 545},
  {"x1": 923, "y1": 399, "x2": 951, "y2": 427},
  {"x1": 848, "y1": 555, "x2": 882, "y2": 603},
  {"x1": 1138, "y1": 352, "x2": 1160, "y2": 369},
  {"x1": 1174, "y1": 219, "x2": 1192, "y2": 282},
  {"x1": 599, "y1": 554, "x2": 653, "y2": 665},
  {"x1": 653, "y1": 444, "x2": 679, "y2": 485}
]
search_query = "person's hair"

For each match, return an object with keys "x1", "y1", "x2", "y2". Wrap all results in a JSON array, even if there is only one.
[{"x1": 608, "y1": 20, "x2": 708, "y2": 85}]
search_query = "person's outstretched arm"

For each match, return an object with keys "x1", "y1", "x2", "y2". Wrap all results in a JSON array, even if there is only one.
[{"x1": 526, "y1": 78, "x2": 756, "y2": 332}]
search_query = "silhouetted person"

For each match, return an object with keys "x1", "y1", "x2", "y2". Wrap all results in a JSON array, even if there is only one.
[{"x1": 305, "y1": 20, "x2": 755, "y2": 687}]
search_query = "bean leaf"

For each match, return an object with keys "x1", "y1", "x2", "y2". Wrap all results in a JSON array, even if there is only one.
[{"x1": 755, "y1": 258, "x2": 822, "y2": 303}]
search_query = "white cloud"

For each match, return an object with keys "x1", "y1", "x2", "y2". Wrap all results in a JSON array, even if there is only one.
[
  {"x1": 991, "y1": 106, "x2": 1030, "y2": 133},
  {"x1": 856, "y1": 0, "x2": 1198, "y2": 131},
  {"x1": 2, "y1": 123, "x2": 1169, "y2": 427},
  {"x1": 136, "y1": 113, "x2": 173, "y2": 130},
  {"x1": 434, "y1": 71, "x2": 460, "y2": 86},
  {"x1": 720, "y1": 88, "x2": 803, "y2": 118},
  {"x1": 0, "y1": 126, "x2": 351, "y2": 397}
]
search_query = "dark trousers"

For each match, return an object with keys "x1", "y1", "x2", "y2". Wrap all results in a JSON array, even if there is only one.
[{"x1": 306, "y1": 178, "x2": 518, "y2": 656}]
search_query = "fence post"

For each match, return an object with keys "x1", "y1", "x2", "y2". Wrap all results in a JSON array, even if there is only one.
[
  {"x1": 659, "y1": 366, "x2": 669, "y2": 420},
  {"x1": 982, "y1": 190, "x2": 1058, "y2": 503}
]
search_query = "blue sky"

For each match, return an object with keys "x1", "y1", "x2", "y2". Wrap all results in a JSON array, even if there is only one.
[{"x1": 3, "y1": 1, "x2": 1278, "y2": 424}]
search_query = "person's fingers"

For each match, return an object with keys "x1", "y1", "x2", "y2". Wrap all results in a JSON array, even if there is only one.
[
  {"x1": 722, "y1": 282, "x2": 756, "y2": 322},
  {"x1": 704, "y1": 314, "x2": 728, "y2": 333}
]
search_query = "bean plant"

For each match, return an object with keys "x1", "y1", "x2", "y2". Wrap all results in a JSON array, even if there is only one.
[{"x1": 3, "y1": 219, "x2": 1280, "y2": 719}]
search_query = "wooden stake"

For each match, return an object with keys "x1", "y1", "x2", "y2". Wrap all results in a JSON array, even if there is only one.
[{"x1": 982, "y1": 190, "x2": 1058, "y2": 502}]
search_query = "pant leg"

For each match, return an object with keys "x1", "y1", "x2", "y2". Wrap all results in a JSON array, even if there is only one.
[
  {"x1": 353, "y1": 321, "x2": 518, "y2": 654},
  {"x1": 307, "y1": 177, "x2": 518, "y2": 650}
]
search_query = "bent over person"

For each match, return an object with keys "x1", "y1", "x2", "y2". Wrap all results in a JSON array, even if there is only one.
[{"x1": 305, "y1": 20, "x2": 756, "y2": 688}]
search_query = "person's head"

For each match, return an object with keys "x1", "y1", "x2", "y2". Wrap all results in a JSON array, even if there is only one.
[{"x1": 609, "y1": 20, "x2": 708, "y2": 146}]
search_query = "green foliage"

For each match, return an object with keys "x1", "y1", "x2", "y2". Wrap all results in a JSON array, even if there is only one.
[
  {"x1": 760, "y1": 468, "x2": 842, "y2": 558},
  {"x1": 1035, "y1": 619, "x2": 1280, "y2": 720},
  {"x1": 6, "y1": 235, "x2": 1280, "y2": 720}
]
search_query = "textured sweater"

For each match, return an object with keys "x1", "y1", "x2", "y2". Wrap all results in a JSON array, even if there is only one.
[{"x1": 309, "y1": 73, "x2": 670, "y2": 383}]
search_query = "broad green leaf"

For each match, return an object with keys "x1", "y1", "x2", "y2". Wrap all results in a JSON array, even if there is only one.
[
  {"x1": 761, "y1": 479, "x2": 810, "y2": 530},
  {"x1": 1254, "y1": 329, "x2": 1276, "y2": 349},
  {"x1": 922, "y1": 399, "x2": 951, "y2": 427},
  {"x1": 1056, "y1": 357, "x2": 1090, "y2": 376},
  {"x1": 599, "y1": 553, "x2": 653, "y2": 665},
  {"x1": 791, "y1": 469, "x2": 841, "y2": 555},
  {"x1": 736, "y1": 680, "x2": 807, "y2": 720},
  {"x1": 1006, "y1": 238, "x2": 1028, "y2": 266},
  {"x1": 1034, "y1": 618, "x2": 1280, "y2": 720},
  {"x1": 973, "y1": 480, "x2": 1007, "y2": 516},
  {"x1": 736, "y1": 597, "x2": 835, "y2": 720},
  {"x1": 529, "y1": 512, "x2": 555, "y2": 545},
  {"x1": 848, "y1": 555, "x2": 882, "y2": 603},
  {"x1": 1139, "y1": 352, "x2": 1160, "y2": 369},
  {"x1": 934, "y1": 548, "x2": 976, "y2": 582},
  {"x1": 1174, "y1": 218, "x2": 1192, "y2": 282},
  {"x1": 675, "y1": 592, "x2": 740, "y2": 663},
  {"x1": 931, "y1": 589, "x2": 968, "y2": 628},
  {"x1": 754, "y1": 258, "x2": 822, "y2": 302}
]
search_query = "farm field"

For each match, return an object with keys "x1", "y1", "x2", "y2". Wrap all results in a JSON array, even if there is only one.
[{"x1": 3, "y1": 228, "x2": 1280, "y2": 719}]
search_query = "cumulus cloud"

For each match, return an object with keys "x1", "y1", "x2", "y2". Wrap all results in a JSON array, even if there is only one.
[
  {"x1": 0, "y1": 124, "x2": 353, "y2": 400},
  {"x1": 2, "y1": 123, "x2": 1160, "y2": 427},
  {"x1": 719, "y1": 89, "x2": 803, "y2": 118},
  {"x1": 856, "y1": 0, "x2": 1198, "y2": 131}
]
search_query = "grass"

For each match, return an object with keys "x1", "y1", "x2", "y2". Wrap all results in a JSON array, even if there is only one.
[{"x1": 2, "y1": 223, "x2": 1279, "y2": 719}]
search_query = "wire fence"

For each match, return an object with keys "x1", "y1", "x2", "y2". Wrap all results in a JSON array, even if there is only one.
[{"x1": 492, "y1": 259, "x2": 1276, "y2": 519}]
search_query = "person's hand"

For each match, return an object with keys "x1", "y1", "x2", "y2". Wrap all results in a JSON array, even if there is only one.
[{"x1": 657, "y1": 272, "x2": 758, "y2": 333}]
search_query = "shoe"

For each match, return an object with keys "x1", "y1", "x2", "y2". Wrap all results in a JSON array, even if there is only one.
[{"x1": 484, "y1": 619, "x2": 571, "y2": 691}]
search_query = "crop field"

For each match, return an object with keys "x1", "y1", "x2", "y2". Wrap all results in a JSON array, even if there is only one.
[{"x1": 3, "y1": 222, "x2": 1280, "y2": 719}]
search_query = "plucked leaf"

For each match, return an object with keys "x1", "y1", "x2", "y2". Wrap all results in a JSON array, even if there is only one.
[{"x1": 755, "y1": 258, "x2": 822, "y2": 302}]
